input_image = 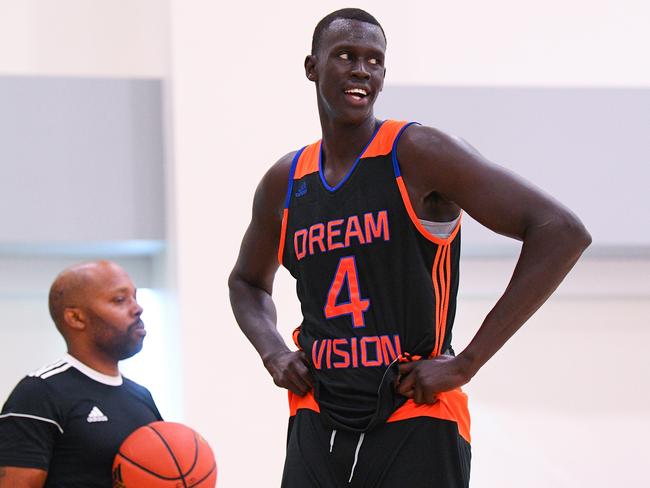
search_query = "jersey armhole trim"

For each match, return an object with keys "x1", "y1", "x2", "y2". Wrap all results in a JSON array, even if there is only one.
[
  {"x1": 391, "y1": 123, "x2": 462, "y2": 245},
  {"x1": 278, "y1": 147, "x2": 306, "y2": 266},
  {"x1": 0, "y1": 413, "x2": 64, "y2": 434}
]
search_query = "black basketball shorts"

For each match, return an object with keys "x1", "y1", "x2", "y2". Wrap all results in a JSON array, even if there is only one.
[{"x1": 281, "y1": 409, "x2": 471, "y2": 488}]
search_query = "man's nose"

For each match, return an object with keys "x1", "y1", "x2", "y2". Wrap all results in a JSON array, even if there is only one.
[
  {"x1": 132, "y1": 301, "x2": 143, "y2": 317},
  {"x1": 351, "y1": 60, "x2": 371, "y2": 79}
]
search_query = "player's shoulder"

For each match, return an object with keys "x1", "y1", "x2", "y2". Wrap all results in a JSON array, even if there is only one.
[
  {"x1": 398, "y1": 123, "x2": 468, "y2": 158},
  {"x1": 397, "y1": 124, "x2": 481, "y2": 182},
  {"x1": 253, "y1": 151, "x2": 299, "y2": 216},
  {"x1": 263, "y1": 151, "x2": 298, "y2": 187}
]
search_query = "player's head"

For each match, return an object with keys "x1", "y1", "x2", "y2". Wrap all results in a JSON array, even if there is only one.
[
  {"x1": 306, "y1": 9, "x2": 387, "y2": 123},
  {"x1": 311, "y1": 8, "x2": 386, "y2": 55},
  {"x1": 48, "y1": 260, "x2": 146, "y2": 362}
]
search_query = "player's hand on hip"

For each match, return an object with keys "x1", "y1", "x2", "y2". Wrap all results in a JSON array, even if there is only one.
[
  {"x1": 395, "y1": 355, "x2": 469, "y2": 404},
  {"x1": 263, "y1": 350, "x2": 313, "y2": 396}
]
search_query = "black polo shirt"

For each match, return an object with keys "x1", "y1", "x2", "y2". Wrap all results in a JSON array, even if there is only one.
[{"x1": 0, "y1": 354, "x2": 162, "y2": 487}]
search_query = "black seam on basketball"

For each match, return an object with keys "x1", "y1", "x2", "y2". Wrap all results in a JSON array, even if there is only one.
[
  {"x1": 187, "y1": 461, "x2": 217, "y2": 487},
  {"x1": 148, "y1": 425, "x2": 188, "y2": 488},
  {"x1": 180, "y1": 432, "x2": 200, "y2": 476},
  {"x1": 115, "y1": 452, "x2": 183, "y2": 480}
]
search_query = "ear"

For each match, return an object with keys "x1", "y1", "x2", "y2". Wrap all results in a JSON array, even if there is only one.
[
  {"x1": 304, "y1": 55, "x2": 318, "y2": 82},
  {"x1": 63, "y1": 307, "x2": 87, "y2": 332}
]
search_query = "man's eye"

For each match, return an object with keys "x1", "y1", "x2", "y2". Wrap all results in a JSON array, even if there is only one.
[
  {"x1": 113, "y1": 297, "x2": 125, "y2": 303},
  {"x1": 338, "y1": 52, "x2": 350, "y2": 60},
  {"x1": 368, "y1": 58, "x2": 381, "y2": 65}
]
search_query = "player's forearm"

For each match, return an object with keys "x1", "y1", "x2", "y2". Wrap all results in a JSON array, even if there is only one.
[
  {"x1": 458, "y1": 213, "x2": 591, "y2": 379},
  {"x1": 0, "y1": 466, "x2": 47, "y2": 488},
  {"x1": 228, "y1": 274, "x2": 291, "y2": 362}
]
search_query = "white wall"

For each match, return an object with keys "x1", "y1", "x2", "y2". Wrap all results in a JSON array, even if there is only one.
[
  {"x1": 167, "y1": 1, "x2": 649, "y2": 487},
  {"x1": 1, "y1": 1, "x2": 648, "y2": 486},
  {"x1": 0, "y1": 0, "x2": 168, "y2": 77}
]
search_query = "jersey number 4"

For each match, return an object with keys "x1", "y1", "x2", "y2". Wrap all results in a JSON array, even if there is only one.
[{"x1": 324, "y1": 256, "x2": 369, "y2": 328}]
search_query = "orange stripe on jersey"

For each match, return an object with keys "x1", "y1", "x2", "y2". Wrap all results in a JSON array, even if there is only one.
[
  {"x1": 292, "y1": 326, "x2": 302, "y2": 349},
  {"x1": 430, "y1": 243, "x2": 453, "y2": 358},
  {"x1": 437, "y1": 244, "x2": 452, "y2": 356},
  {"x1": 395, "y1": 176, "x2": 462, "y2": 245},
  {"x1": 278, "y1": 208, "x2": 289, "y2": 265},
  {"x1": 431, "y1": 246, "x2": 443, "y2": 357},
  {"x1": 288, "y1": 390, "x2": 320, "y2": 416},
  {"x1": 437, "y1": 245, "x2": 448, "y2": 356},
  {"x1": 293, "y1": 141, "x2": 321, "y2": 180},
  {"x1": 362, "y1": 120, "x2": 410, "y2": 158},
  {"x1": 387, "y1": 388, "x2": 471, "y2": 444}
]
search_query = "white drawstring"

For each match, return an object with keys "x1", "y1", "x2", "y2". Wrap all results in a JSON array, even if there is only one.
[
  {"x1": 329, "y1": 429, "x2": 337, "y2": 453},
  {"x1": 348, "y1": 432, "x2": 365, "y2": 483}
]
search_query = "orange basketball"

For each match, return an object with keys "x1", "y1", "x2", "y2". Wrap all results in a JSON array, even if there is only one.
[{"x1": 112, "y1": 421, "x2": 217, "y2": 487}]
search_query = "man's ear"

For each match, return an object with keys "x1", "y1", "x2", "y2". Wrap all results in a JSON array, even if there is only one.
[
  {"x1": 304, "y1": 55, "x2": 318, "y2": 82},
  {"x1": 63, "y1": 307, "x2": 86, "y2": 331}
]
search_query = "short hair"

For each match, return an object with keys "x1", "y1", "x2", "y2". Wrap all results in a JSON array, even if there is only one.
[{"x1": 311, "y1": 8, "x2": 386, "y2": 55}]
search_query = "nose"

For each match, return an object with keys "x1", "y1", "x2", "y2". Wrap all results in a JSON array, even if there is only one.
[
  {"x1": 351, "y1": 59, "x2": 371, "y2": 80},
  {"x1": 132, "y1": 300, "x2": 143, "y2": 317}
]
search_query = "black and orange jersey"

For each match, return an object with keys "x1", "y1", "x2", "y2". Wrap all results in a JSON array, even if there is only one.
[{"x1": 279, "y1": 120, "x2": 465, "y2": 434}]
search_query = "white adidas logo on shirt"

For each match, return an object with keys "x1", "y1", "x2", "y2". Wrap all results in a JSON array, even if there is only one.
[{"x1": 86, "y1": 406, "x2": 108, "y2": 423}]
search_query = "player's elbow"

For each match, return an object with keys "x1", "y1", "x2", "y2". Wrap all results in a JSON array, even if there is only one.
[
  {"x1": 228, "y1": 268, "x2": 244, "y2": 296},
  {"x1": 228, "y1": 267, "x2": 273, "y2": 300},
  {"x1": 552, "y1": 210, "x2": 592, "y2": 254}
]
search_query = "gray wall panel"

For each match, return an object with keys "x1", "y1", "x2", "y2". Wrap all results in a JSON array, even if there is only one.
[
  {"x1": 0, "y1": 76, "x2": 165, "y2": 243},
  {"x1": 376, "y1": 86, "x2": 649, "y2": 250}
]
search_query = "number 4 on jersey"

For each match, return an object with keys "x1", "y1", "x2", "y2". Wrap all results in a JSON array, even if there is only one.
[{"x1": 324, "y1": 256, "x2": 369, "y2": 327}]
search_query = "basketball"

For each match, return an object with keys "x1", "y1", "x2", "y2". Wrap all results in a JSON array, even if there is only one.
[{"x1": 112, "y1": 421, "x2": 217, "y2": 487}]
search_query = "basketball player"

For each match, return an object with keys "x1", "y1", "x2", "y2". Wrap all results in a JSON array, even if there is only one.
[
  {"x1": 0, "y1": 260, "x2": 162, "y2": 488},
  {"x1": 229, "y1": 8, "x2": 591, "y2": 487}
]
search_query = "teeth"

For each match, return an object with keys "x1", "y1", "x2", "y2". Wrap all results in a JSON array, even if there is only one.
[{"x1": 345, "y1": 88, "x2": 367, "y2": 96}]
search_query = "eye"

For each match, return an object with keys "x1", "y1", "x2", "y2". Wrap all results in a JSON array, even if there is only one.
[
  {"x1": 368, "y1": 58, "x2": 378, "y2": 65},
  {"x1": 338, "y1": 52, "x2": 350, "y2": 60},
  {"x1": 112, "y1": 296, "x2": 126, "y2": 304}
]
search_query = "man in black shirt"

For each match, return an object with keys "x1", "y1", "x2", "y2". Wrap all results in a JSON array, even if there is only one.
[{"x1": 0, "y1": 260, "x2": 162, "y2": 488}]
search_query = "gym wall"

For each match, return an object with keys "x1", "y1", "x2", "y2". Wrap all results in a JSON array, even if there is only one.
[{"x1": 1, "y1": 1, "x2": 648, "y2": 486}]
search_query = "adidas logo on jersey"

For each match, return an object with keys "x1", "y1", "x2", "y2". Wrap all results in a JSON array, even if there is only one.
[
  {"x1": 87, "y1": 406, "x2": 108, "y2": 423},
  {"x1": 295, "y1": 181, "x2": 308, "y2": 197}
]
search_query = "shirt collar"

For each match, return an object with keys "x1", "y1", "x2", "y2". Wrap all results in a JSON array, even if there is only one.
[{"x1": 64, "y1": 353, "x2": 123, "y2": 386}]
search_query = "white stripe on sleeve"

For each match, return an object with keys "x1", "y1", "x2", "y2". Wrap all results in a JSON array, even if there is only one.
[{"x1": 0, "y1": 412, "x2": 64, "y2": 434}]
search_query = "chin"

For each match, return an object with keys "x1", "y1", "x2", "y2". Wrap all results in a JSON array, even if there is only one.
[
  {"x1": 337, "y1": 108, "x2": 374, "y2": 126},
  {"x1": 117, "y1": 340, "x2": 144, "y2": 361}
]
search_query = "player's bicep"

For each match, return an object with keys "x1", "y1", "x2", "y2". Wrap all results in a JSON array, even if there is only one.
[
  {"x1": 230, "y1": 154, "x2": 294, "y2": 293},
  {"x1": 0, "y1": 466, "x2": 47, "y2": 488},
  {"x1": 404, "y1": 127, "x2": 567, "y2": 240}
]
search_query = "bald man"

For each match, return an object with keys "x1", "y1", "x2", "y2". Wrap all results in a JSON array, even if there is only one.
[{"x1": 0, "y1": 261, "x2": 162, "y2": 488}]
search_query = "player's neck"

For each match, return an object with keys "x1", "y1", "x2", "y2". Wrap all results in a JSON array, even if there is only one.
[
  {"x1": 319, "y1": 115, "x2": 378, "y2": 169},
  {"x1": 66, "y1": 346, "x2": 120, "y2": 376}
]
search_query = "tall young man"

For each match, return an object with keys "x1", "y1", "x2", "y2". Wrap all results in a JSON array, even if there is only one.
[
  {"x1": 0, "y1": 260, "x2": 162, "y2": 488},
  {"x1": 229, "y1": 8, "x2": 590, "y2": 487}
]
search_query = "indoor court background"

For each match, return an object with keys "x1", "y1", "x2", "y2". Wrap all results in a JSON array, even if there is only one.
[{"x1": 0, "y1": 1, "x2": 648, "y2": 486}]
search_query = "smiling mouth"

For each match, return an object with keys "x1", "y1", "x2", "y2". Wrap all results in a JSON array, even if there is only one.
[{"x1": 344, "y1": 88, "x2": 369, "y2": 101}]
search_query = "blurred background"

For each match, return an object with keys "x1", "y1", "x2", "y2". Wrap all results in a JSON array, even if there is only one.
[{"x1": 0, "y1": 0, "x2": 648, "y2": 486}]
